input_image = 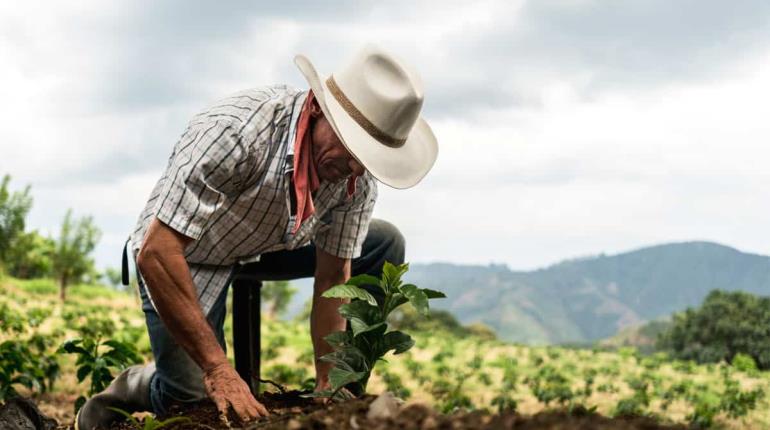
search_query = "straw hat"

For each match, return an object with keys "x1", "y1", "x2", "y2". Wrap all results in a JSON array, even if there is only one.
[{"x1": 294, "y1": 44, "x2": 438, "y2": 189}]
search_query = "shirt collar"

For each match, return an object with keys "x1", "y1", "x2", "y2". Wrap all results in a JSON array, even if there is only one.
[{"x1": 285, "y1": 90, "x2": 309, "y2": 171}]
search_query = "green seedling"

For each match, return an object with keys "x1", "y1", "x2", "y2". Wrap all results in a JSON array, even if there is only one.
[
  {"x1": 108, "y1": 407, "x2": 191, "y2": 430},
  {"x1": 58, "y1": 337, "x2": 141, "y2": 414},
  {"x1": 312, "y1": 261, "x2": 445, "y2": 399}
]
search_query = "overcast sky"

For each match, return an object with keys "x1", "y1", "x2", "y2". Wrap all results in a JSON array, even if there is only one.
[{"x1": 2, "y1": 0, "x2": 769, "y2": 272}]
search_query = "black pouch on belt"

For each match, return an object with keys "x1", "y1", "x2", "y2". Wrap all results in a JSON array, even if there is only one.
[{"x1": 121, "y1": 237, "x2": 130, "y2": 286}]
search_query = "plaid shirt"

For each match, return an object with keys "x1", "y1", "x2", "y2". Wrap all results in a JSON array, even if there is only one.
[{"x1": 130, "y1": 85, "x2": 378, "y2": 315}]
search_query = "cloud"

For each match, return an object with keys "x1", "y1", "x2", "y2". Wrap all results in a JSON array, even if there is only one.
[
  {"x1": 428, "y1": 0, "x2": 770, "y2": 116},
  {"x1": 2, "y1": 0, "x2": 770, "y2": 271}
]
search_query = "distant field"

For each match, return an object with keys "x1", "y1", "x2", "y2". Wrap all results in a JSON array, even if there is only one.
[{"x1": 1, "y1": 277, "x2": 769, "y2": 429}]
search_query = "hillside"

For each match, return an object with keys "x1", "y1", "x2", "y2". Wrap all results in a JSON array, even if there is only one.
[{"x1": 399, "y1": 241, "x2": 770, "y2": 344}]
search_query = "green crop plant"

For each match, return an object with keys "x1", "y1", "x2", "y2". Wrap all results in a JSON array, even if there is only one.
[
  {"x1": 108, "y1": 407, "x2": 191, "y2": 430},
  {"x1": 491, "y1": 394, "x2": 517, "y2": 414},
  {"x1": 404, "y1": 356, "x2": 424, "y2": 380},
  {"x1": 719, "y1": 370, "x2": 764, "y2": 420},
  {"x1": 476, "y1": 371, "x2": 492, "y2": 386},
  {"x1": 0, "y1": 340, "x2": 50, "y2": 401},
  {"x1": 660, "y1": 379, "x2": 694, "y2": 411},
  {"x1": 612, "y1": 374, "x2": 655, "y2": 419},
  {"x1": 525, "y1": 364, "x2": 574, "y2": 407},
  {"x1": 58, "y1": 337, "x2": 142, "y2": 413},
  {"x1": 467, "y1": 354, "x2": 483, "y2": 370},
  {"x1": 314, "y1": 261, "x2": 445, "y2": 399},
  {"x1": 380, "y1": 368, "x2": 412, "y2": 399},
  {"x1": 491, "y1": 357, "x2": 518, "y2": 391},
  {"x1": 686, "y1": 390, "x2": 721, "y2": 428},
  {"x1": 596, "y1": 383, "x2": 619, "y2": 394},
  {"x1": 578, "y1": 368, "x2": 597, "y2": 399},
  {"x1": 528, "y1": 350, "x2": 544, "y2": 366},
  {"x1": 430, "y1": 372, "x2": 474, "y2": 413},
  {"x1": 0, "y1": 301, "x2": 60, "y2": 401}
]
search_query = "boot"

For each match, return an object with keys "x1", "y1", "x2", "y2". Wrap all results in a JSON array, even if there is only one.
[{"x1": 75, "y1": 363, "x2": 156, "y2": 430}]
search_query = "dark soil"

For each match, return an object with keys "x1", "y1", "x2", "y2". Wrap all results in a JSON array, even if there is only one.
[{"x1": 103, "y1": 391, "x2": 690, "y2": 430}]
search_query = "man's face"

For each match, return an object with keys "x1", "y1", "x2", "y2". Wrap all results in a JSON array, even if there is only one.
[{"x1": 310, "y1": 110, "x2": 366, "y2": 183}]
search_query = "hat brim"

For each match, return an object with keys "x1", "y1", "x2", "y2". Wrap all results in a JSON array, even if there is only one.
[{"x1": 294, "y1": 54, "x2": 438, "y2": 189}]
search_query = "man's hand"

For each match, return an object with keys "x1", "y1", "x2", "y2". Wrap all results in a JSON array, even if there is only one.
[{"x1": 203, "y1": 361, "x2": 269, "y2": 423}]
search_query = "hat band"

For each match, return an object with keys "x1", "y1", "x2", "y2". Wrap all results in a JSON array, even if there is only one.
[{"x1": 326, "y1": 76, "x2": 406, "y2": 148}]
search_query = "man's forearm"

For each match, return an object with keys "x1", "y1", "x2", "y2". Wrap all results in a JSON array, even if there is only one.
[
  {"x1": 310, "y1": 273, "x2": 349, "y2": 386},
  {"x1": 137, "y1": 249, "x2": 227, "y2": 372}
]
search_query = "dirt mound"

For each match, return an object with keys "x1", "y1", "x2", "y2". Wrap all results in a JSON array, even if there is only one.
[{"x1": 105, "y1": 392, "x2": 689, "y2": 430}]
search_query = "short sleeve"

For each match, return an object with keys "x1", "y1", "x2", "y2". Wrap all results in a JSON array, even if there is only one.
[
  {"x1": 153, "y1": 120, "x2": 246, "y2": 240},
  {"x1": 313, "y1": 173, "x2": 378, "y2": 259}
]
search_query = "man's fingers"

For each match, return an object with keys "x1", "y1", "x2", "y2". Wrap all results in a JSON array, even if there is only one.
[
  {"x1": 213, "y1": 396, "x2": 229, "y2": 422},
  {"x1": 244, "y1": 396, "x2": 261, "y2": 418},
  {"x1": 235, "y1": 404, "x2": 252, "y2": 424},
  {"x1": 243, "y1": 391, "x2": 269, "y2": 417},
  {"x1": 232, "y1": 393, "x2": 262, "y2": 423},
  {"x1": 254, "y1": 400, "x2": 270, "y2": 417}
]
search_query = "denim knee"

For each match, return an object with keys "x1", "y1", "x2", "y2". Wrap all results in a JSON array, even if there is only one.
[{"x1": 369, "y1": 218, "x2": 406, "y2": 265}]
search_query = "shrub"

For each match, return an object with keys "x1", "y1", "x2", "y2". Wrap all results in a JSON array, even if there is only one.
[{"x1": 657, "y1": 290, "x2": 770, "y2": 370}]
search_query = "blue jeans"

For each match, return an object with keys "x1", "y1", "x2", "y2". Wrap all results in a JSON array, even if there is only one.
[{"x1": 138, "y1": 219, "x2": 405, "y2": 414}]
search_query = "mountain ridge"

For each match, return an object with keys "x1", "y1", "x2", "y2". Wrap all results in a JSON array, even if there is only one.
[{"x1": 402, "y1": 241, "x2": 770, "y2": 344}]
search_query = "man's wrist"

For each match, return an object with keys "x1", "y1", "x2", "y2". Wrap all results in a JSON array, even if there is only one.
[{"x1": 201, "y1": 354, "x2": 231, "y2": 374}]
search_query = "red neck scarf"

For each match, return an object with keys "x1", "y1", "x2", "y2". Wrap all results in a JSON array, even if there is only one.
[{"x1": 292, "y1": 91, "x2": 358, "y2": 234}]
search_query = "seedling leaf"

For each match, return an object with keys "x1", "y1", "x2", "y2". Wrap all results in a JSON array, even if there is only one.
[
  {"x1": 379, "y1": 331, "x2": 415, "y2": 355},
  {"x1": 324, "y1": 331, "x2": 351, "y2": 348},
  {"x1": 346, "y1": 274, "x2": 383, "y2": 290},
  {"x1": 322, "y1": 284, "x2": 378, "y2": 306},
  {"x1": 401, "y1": 284, "x2": 429, "y2": 315},
  {"x1": 329, "y1": 367, "x2": 367, "y2": 389},
  {"x1": 338, "y1": 301, "x2": 382, "y2": 336},
  {"x1": 422, "y1": 288, "x2": 447, "y2": 299}
]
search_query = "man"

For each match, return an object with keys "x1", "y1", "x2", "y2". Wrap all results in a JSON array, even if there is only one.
[{"x1": 76, "y1": 44, "x2": 438, "y2": 429}]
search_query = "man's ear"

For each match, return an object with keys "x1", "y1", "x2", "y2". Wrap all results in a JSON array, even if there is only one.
[{"x1": 308, "y1": 98, "x2": 323, "y2": 119}]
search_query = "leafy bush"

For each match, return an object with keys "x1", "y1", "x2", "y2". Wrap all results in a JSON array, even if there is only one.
[
  {"x1": 5, "y1": 231, "x2": 55, "y2": 279},
  {"x1": 315, "y1": 261, "x2": 445, "y2": 398},
  {"x1": 730, "y1": 353, "x2": 758, "y2": 374},
  {"x1": 657, "y1": 290, "x2": 770, "y2": 370}
]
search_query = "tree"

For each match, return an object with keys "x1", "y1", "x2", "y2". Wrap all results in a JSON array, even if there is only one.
[
  {"x1": 102, "y1": 267, "x2": 123, "y2": 289},
  {"x1": 261, "y1": 280, "x2": 297, "y2": 318},
  {"x1": 51, "y1": 209, "x2": 101, "y2": 301},
  {"x1": 657, "y1": 290, "x2": 770, "y2": 370},
  {"x1": 0, "y1": 174, "x2": 33, "y2": 272},
  {"x1": 5, "y1": 230, "x2": 55, "y2": 278}
]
